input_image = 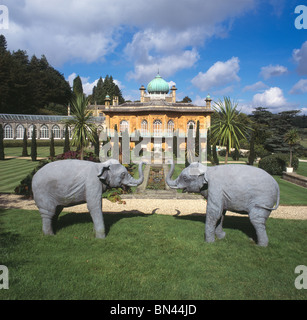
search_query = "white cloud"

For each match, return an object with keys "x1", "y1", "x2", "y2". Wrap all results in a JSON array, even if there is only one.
[
  {"x1": 191, "y1": 57, "x2": 240, "y2": 92},
  {"x1": 127, "y1": 48, "x2": 199, "y2": 83},
  {"x1": 243, "y1": 81, "x2": 268, "y2": 92},
  {"x1": 260, "y1": 64, "x2": 288, "y2": 79},
  {"x1": 252, "y1": 87, "x2": 287, "y2": 109},
  {"x1": 2, "y1": 0, "x2": 256, "y2": 72},
  {"x1": 290, "y1": 79, "x2": 307, "y2": 94},
  {"x1": 293, "y1": 41, "x2": 307, "y2": 75}
]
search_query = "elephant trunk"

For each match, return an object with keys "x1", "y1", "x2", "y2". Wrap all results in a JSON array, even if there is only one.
[
  {"x1": 166, "y1": 162, "x2": 178, "y2": 189},
  {"x1": 127, "y1": 162, "x2": 144, "y2": 186}
]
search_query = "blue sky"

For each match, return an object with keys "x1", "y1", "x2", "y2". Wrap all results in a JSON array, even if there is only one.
[{"x1": 2, "y1": 0, "x2": 307, "y2": 114}]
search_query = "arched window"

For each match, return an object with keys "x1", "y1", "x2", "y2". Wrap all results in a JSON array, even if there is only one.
[
  {"x1": 4, "y1": 124, "x2": 13, "y2": 139},
  {"x1": 153, "y1": 119, "x2": 162, "y2": 136},
  {"x1": 52, "y1": 125, "x2": 61, "y2": 139},
  {"x1": 40, "y1": 125, "x2": 49, "y2": 139},
  {"x1": 187, "y1": 120, "x2": 196, "y2": 137},
  {"x1": 167, "y1": 120, "x2": 174, "y2": 136},
  {"x1": 120, "y1": 120, "x2": 129, "y2": 134},
  {"x1": 141, "y1": 120, "x2": 148, "y2": 136},
  {"x1": 16, "y1": 124, "x2": 25, "y2": 139}
]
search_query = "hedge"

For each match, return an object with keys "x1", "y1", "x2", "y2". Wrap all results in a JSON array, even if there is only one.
[
  {"x1": 4, "y1": 139, "x2": 65, "y2": 148},
  {"x1": 258, "y1": 153, "x2": 299, "y2": 175}
]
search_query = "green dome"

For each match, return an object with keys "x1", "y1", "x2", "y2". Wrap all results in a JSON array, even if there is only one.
[{"x1": 147, "y1": 74, "x2": 169, "y2": 94}]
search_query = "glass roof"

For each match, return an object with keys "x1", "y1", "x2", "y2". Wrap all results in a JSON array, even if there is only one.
[{"x1": 0, "y1": 113, "x2": 104, "y2": 123}]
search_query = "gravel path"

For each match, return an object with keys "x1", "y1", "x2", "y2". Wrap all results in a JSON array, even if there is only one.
[{"x1": 1, "y1": 194, "x2": 306, "y2": 220}]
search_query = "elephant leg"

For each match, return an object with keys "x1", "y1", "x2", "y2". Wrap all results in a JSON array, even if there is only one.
[
  {"x1": 215, "y1": 210, "x2": 226, "y2": 239},
  {"x1": 39, "y1": 208, "x2": 56, "y2": 235},
  {"x1": 205, "y1": 202, "x2": 223, "y2": 243},
  {"x1": 87, "y1": 199, "x2": 105, "y2": 239},
  {"x1": 249, "y1": 208, "x2": 270, "y2": 247}
]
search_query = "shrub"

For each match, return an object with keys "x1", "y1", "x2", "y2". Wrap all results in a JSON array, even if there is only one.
[
  {"x1": 14, "y1": 160, "x2": 51, "y2": 198},
  {"x1": 258, "y1": 153, "x2": 299, "y2": 175},
  {"x1": 55, "y1": 150, "x2": 100, "y2": 162}
]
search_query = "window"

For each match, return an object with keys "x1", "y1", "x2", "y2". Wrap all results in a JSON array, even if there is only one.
[
  {"x1": 187, "y1": 120, "x2": 196, "y2": 137},
  {"x1": 4, "y1": 124, "x2": 13, "y2": 139},
  {"x1": 16, "y1": 124, "x2": 25, "y2": 139},
  {"x1": 167, "y1": 120, "x2": 174, "y2": 136},
  {"x1": 141, "y1": 120, "x2": 148, "y2": 136},
  {"x1": 153, "y1": 119, "x2": 162, "y2": 136},
  {"x1": 52, "y1": 125, "x2": 61, "y2": 139},
  {"x1": 120, "y1": 120, "x2": 129, "y2": 133},
  {"x1": 40, "y1": 125, "x2": 49, "y2": 139}
]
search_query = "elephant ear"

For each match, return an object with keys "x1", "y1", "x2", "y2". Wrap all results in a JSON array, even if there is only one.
[{"x1": 98, "y1": 166, "x2": 110, "y2": 183}]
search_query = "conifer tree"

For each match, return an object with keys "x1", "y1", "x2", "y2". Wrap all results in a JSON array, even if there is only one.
[
  {"x1": 31, "y1": 126, "x2": 37, "y2": 161},
  {"x1": 50, "y1": 130, "x2": 55, "y2": 158},
  {"x1": 0, "y1": 124, "x2": 4, "y2": 160},
  {"x1": 22, "y1": 128, "x2": 28, "y2": 157},
  {"x1": 63, "y1": 124, "x2": 70, "y2": 153}
]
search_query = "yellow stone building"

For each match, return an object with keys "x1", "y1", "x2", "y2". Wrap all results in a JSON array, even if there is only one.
[{"x1": 90, "y1": 73, "x2": 213, "y2": 159}]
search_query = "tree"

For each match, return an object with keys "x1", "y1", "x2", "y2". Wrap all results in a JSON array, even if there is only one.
[
  {"x1": 31, "y1": 126, "x2": 37, "y2": 161},
  {"x1": 181, "y1": 96, "x2": 192, "y2": 103},
  {"x1": 65, "y1": 93, "x2": 97, "y2": 160},
  {"x1": 0, "y1": 124, "x2": 4, "y2": 160},
  {"x1": 211, "y1": 97, "x2": 250, "y2": 164},
  {"x1": 50, "y1": 130, "x2": 55, "y2": 158},
  {"x1": 63, "y1": 124, "x2": 70, "y2": 153},
  {"x1": 73, "y1": 76, "x2": 83, "y2": 97},
  {"x1": 22, "y1": 128, "x2": 28, "y2": 157},
  {"x1": 284, "y1": 129, "x2": 300, "y2": 168}
]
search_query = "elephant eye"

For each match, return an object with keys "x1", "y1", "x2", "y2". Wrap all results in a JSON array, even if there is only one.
[
  {"x1": 120, "y1": 172, "x2": 126, "y2": 178},
  {"x1": 183, "y1": 175, "x2": 188, "y2": 182}
]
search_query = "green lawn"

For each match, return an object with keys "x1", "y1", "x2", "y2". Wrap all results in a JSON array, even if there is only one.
[{"x1": 0, "y1": 208, "x2": 306, "y2": 300}]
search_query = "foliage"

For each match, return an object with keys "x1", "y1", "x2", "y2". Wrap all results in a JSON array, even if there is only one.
[
  {"x1": 22, "y1": 128, "x2": 28, "y2": 157},
  {"x1": 31, "y1": 126, "x2": 37, "y2": 161},
  {"x1": 90, "y1": 75, "x2": 125, "y2": 105},
  {"x1": 65, "y1": 93, "x2": 98, "y2": 160},
  {"x1": 258, "y1": 153, "x2": 299, "y2": 175},
  {"x1": 55, "y1": 150, "x2": 100, "y2": 162},
  {"x1": 284, "y1": 128, "x2": 300, "y2": 168},
  {"x1": 0, "y1": 124, "x2": 4, "y2": 160},
  {"x1": 72, "y1": 75, "x2": 83, "y2": 96},
  {"x1": 63, "y1": 124, "x2": 70, "y2": 153},
  {"x1": 14, "y1": 159, "x2": 51, "y2": 198},
  {"x1": 211, "y1": 97, "x2": 251, "y2": 163},
  {"x1": 0, "y1": 36, "x2": 71, "y2": 114},
  {"x1": 49, "y1": 130, "x2": 55, "y2": 158}
]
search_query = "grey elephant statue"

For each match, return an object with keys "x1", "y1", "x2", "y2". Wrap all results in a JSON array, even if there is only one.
[
  {"x1": 166, "y1": 162, "x2": 280, "y2": 246},
  {"x1": 32, "y1": 159, "x2": 144, "y2": 238}
]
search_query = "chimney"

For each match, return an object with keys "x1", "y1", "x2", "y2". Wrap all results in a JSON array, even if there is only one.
[
  {"x1": 205, "y1": 94, "x2": 212, "y2": 109},
  {"x1": 171, "y1": 85, "x2": 177, "y2": 103},
  {"x1": 139, "y1": 85, "x2": 146, "y2": 103},
  {"x1": 113, "y1": 96, "x2": 119, "y2": 106},
  {"x1": 67, "y1": 104, "x2": 71, "y2": 116}
]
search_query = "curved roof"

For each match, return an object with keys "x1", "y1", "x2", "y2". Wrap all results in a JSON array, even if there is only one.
[{"x1": 147, "y1": 74, "x2": 169, "y2": 94}]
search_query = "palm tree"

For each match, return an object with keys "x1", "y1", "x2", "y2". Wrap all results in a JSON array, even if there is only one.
[
  {"x1": 210, "y1": 97, "x2": 250, "y2": 164},
  {"x1": 65, "y1": 93, "x2": 97, "y2": 160},
  {"x1": 284, "y1": 129, "x2": 299, "y2": 168}
]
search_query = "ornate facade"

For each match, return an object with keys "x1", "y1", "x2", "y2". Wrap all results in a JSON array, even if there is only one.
[{"x1": 90, "y1": 73, "x2": 213, "y2": 154}]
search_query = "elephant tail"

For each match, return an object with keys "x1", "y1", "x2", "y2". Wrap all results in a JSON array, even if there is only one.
[{"x1": 255, "y1": 183, "x2": 280, "y2": 211}]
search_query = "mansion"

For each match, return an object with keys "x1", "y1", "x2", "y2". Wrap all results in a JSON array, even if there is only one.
[{"x1": 1, "y1": 73, "x2": 213, "y2": 161}]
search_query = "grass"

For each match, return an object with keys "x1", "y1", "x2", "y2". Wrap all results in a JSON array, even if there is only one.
[
  {"x1": 0, "y1": 148, "x2": 307, "y2": 203},
  {"x1": 0, "y1": 208, "x2": 306, "y2": 300}
]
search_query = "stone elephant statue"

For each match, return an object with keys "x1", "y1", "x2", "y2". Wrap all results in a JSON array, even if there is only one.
[
  {"x1": 166, "y1": 162, "x2": 280, "y2": 246},
  {"x1": 32, "y1": 159, "x2": 144, "y2": 238}
]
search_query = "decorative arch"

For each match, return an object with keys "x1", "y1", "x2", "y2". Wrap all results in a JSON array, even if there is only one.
[
  {"x1": 16, "y1": 124, "x2": 25, "y2": 139},
  {"x1": 153, "y1": 119, "x2": 162, "y2": 136},
  {"x1": 4, "y1": 124, "x2": 13, "y2": 139},
  {"x1": 40, "y1": 125, "x2": 49, "y2": 139}
]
